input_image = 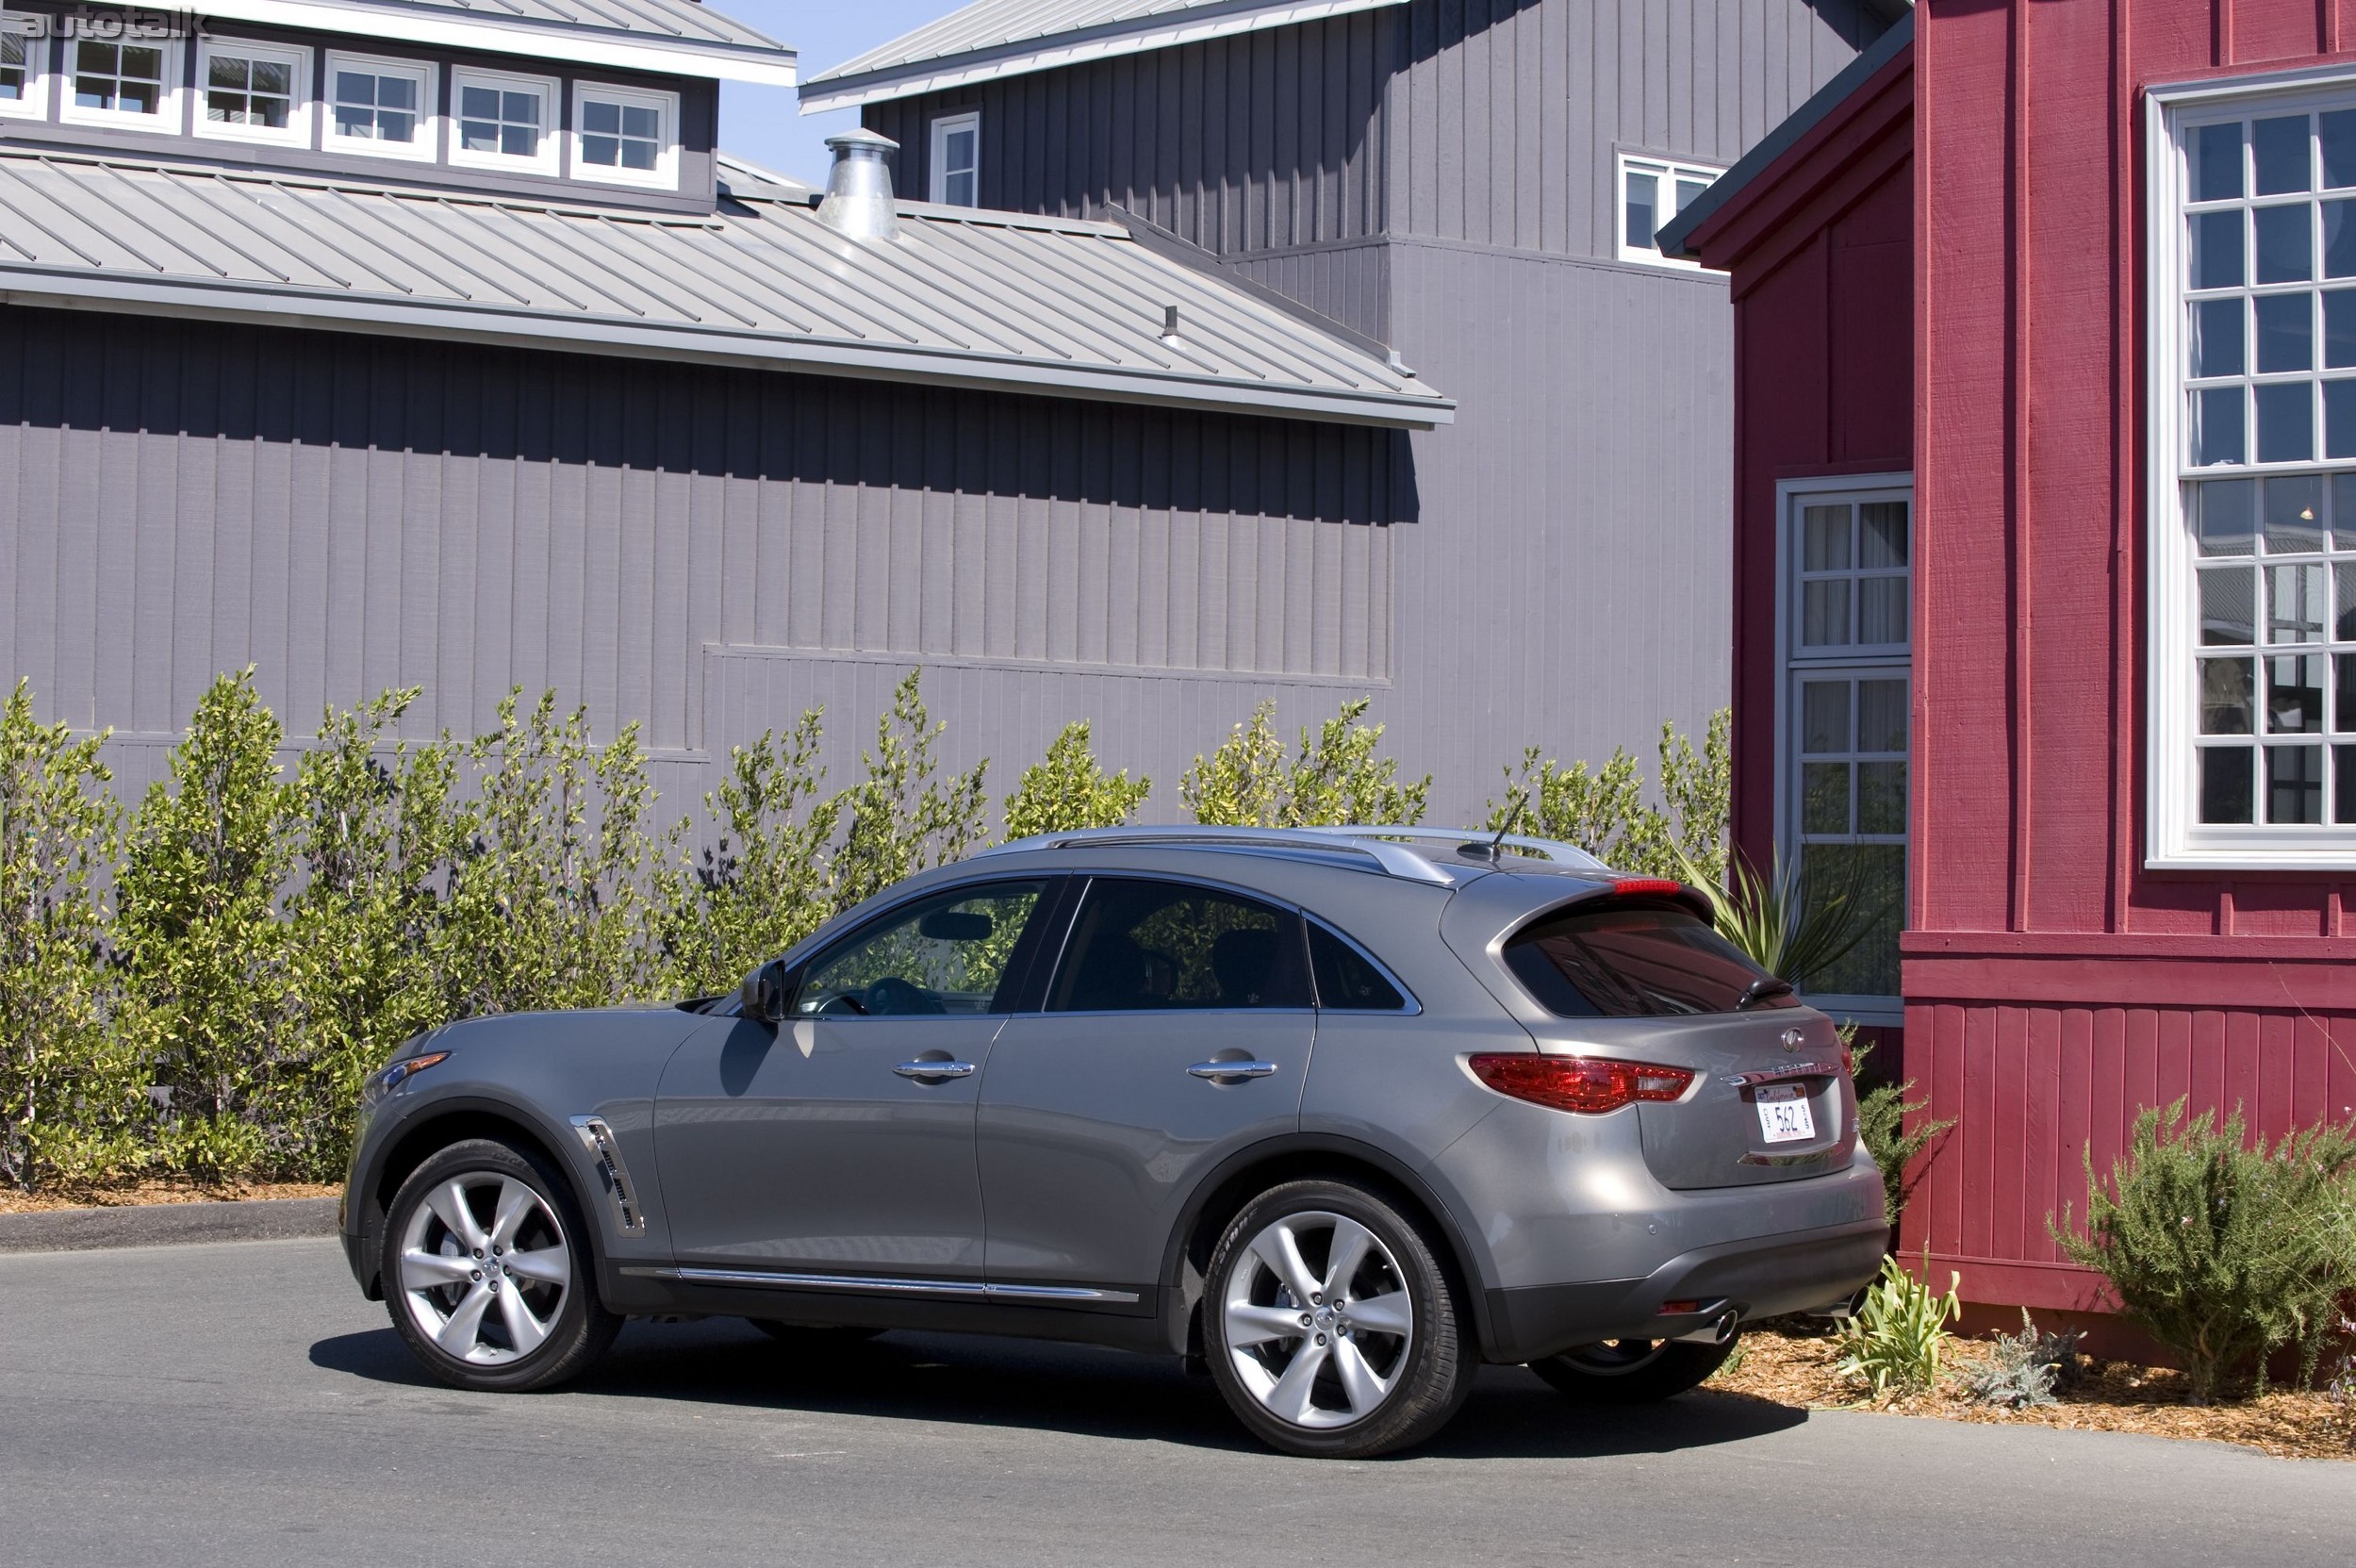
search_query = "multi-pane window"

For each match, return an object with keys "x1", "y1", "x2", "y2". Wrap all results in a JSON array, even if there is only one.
[
  {"x1": 2156, "y1": 79, "x2": 2356, "y2": 864},
  {"x1": 1784, "y1": 487, "x2": 1912, "y2": 1010},
  {"x1": 1618, "y1": 152, "x2": 1723, "y2": 266},
  {"x1": 0, "y1": 14, "x2": 48, "y2": 119},
  {"x1": 451, "y1": 68, "x2": 559, "y2": 174},
  {"x1": 573, "y1": 84, "x2": 676, "y2": 188},
  {"x1": 196, "y1": 41, "x2": 306, "y2": 143},
  {"x1": 931, "y1": 111, "x2": 980, "y2": 206},
  {"x1": 325, "y1": 55, "x2": 434, "y2": 159},
  {"x1": 70, "y1": 39, "x2": 168, "y2": 119}
]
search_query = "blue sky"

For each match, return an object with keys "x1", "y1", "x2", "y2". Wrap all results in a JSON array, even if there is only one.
[{"x1": 717, "y1": 0, "x2": 963, "y2": 184}]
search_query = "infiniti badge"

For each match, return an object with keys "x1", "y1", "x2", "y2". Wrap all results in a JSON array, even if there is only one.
[{"x1": 1779, "y1": 1028, "x2": 1805, "y2": 1052}]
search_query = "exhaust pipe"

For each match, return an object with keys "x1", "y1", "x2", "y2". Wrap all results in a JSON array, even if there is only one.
[{"x1": 1673, "y1": 1307, "x2": 1741, "y2": 1345}]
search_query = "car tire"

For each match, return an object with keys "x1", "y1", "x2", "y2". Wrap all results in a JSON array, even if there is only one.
[
  {"x1": 749, "y1": 1320, "x2": 885, "y2": 1345},
  {"x1": 1527, "y1": 1335, "x2": 1738, "y2": 1404},
  {"x1": 383, "y1": 1137, "x2": 620, "y2": 1393},
  {"x1": 1203, "y1": 1178, "x2": 1473, "y2": 1459}
]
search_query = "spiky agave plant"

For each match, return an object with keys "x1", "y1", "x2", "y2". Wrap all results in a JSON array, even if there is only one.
[{"x1": 1672, "y1": 844, "x2": 1879, "y2": 988}]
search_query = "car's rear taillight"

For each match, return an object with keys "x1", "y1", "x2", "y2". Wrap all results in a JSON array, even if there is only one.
[{"x1": 1467, "y1": 1053, "x2": 1696, "y2": 1114}]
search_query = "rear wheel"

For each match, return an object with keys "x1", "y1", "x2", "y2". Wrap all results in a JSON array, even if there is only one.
[
  {"x1": 1528, "y1": 1335, "x2": 1737, "y2": 1403},
  {"x1": 383, "y1": 1138, "x2": 619, "y2": 1393},
  {"x1": 1203, "y1": 1179, "x2": 1472, "y2": 1459}
]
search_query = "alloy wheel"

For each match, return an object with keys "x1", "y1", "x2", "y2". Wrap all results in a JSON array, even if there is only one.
[
  {"x1": 1221, "y1": 1210, "x2": 1415, "y2": 1429},
  {"x1": 398, "y1": 1171, "x2": 572, "y2": 1365}
]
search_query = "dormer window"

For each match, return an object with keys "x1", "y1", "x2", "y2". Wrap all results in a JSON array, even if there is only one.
[
  {"x1": 1, "y1": 13, "x2": 51, "y2": 121},
  {"x1": 573, "y1": 82, "x2": 678, "y2": 189},
  {"x1": 325, "y1": 53, "x2": 437, "y2": 163},
  {"x1": 64, "y1": 38, "x2": 179, "y2": 128},
  {"x1": 931, "y1": 110, "x2": 980, "y2": 206},
  {"x1": 197, "y1": 40, "x2": 310, "y2": 147},
  {"x1": 452, "y1": 66, "x2": 561, "y2": 176}
]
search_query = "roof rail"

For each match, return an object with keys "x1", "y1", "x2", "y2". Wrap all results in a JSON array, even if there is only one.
[{"x1": 976, "y1": 823, "x2": 1607, "y2": 885}]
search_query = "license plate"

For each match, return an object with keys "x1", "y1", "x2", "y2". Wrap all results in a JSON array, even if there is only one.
[{"x1": 1755, "y1": 1083, "x2": 1817, "y2": 1144}]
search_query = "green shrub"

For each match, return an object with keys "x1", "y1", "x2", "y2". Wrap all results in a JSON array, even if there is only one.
[
  {"x1": 654, "y1": 711, "x2": 841, "y2": 997},
  {"x1": 2052, "y1": 1099, "x2": 2356, "y2": 1403},
  {"x1": 0, "y1": 682, "x2": 137, "y2": 1189},
  {"x1": 1003, "y1": 720, "x2": 1148, "y2": 839},
  {"x1": 1849, "y1": 1032, "x2": 1955, "y2": 1229},
  {"x1": 1960, "y1": 1309, "x2": 2085, "y2": 1409},
  {"x1": 831, "y1": 671, "x2": 990, "y2": 915},
  {"x1": 113, "y1": 670, "x2": 302, "y2": 1179},
  {"x1": 1834, "y1": 1251, "x2": 1962, "y2": 1398},
  {"x1": 1485, "y1": 711, "x2": 1729, "y2": 879},
  {"x1": 1182, "y1": 697, "x2": 1427, "y2": 827}
]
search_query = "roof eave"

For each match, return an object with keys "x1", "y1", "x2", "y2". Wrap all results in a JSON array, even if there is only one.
[
  {"x1": 0, "y1": 271, "x2": 1455, "y2": 430},
  {"x1": 198, "y1": 0, "x2": 799, "y2": 86},
  {"x1": 799, "y1": 0, "x2": 1407, "y2": 114}
]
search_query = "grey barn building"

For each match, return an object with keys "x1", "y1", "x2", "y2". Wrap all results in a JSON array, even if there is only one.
[{"x1": 0, "y1": 0, "x2": 1898, "y2": 822}]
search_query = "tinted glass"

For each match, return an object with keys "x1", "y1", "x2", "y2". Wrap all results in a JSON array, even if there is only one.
[
  {"x1": 1308, "y1": 923, "x2": 1408, "y2": 1011},
  {"x1": 1048, "y1": 879, "x2": 1308, "y2": 1012},
  {"x1": 1502, "y1": 902, "x2": 1792, "y2": 1017},
  {"x1": 794, "y1": 881, "x2": 1046, "y2": 1016}
]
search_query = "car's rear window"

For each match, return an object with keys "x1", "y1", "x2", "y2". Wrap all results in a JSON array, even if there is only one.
[{"x1": 1500, "y1": 902, "x2": 1796, "y2": 1017}]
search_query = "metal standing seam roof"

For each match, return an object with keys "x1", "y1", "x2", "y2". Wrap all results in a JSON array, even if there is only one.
[
  {"x1": 196, "y1": 0, "x2": 799, "y2": 85},
  {"x1": 799, "y1": 0, "x2": 1410, "y2": 113},
  {"x1": 0, "y1": 147, "x2": 1452, "y2": 428}
]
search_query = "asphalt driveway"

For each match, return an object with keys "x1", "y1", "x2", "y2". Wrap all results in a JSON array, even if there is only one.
[{"x1": 0, "y1": 1237, "x2": 2347, "y2": 1567}]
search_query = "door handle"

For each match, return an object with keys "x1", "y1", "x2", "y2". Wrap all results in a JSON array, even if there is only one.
[
  {"x1": 894, "y1": 1060, "x2": 977, "y2": 1080},
  {"x1": 1186, "y1": 1061, "x2": 1279, "y2": 1081}
]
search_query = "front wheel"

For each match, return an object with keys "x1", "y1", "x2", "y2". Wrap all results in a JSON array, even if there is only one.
[
  {"x1": 1528, "y1": 1335, "x2": 1738, "y2": 1404},
  {"x1": 1203, "y1": 1179, "x2": 1473, "y2": 1459},
  {"x1": 383, "y1": 1138, "x2": 619, "y2": 1393}
]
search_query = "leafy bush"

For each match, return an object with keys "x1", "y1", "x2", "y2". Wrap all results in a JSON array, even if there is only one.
[
  {"x1": 1834, "y1": 1251, "x2": 1962, "y2": 1398},
  {"x1": 1850, "y1": 1032, "x2": 1955, "y2": 1229},
  {"x1": 1486, "y1": 711, "x2": 1730, "y2": 879},
  {"x1": 1182, "y1": 697, "x2": 1427, "y2": 827},
  {"x1": 1961, "y1": 1309, "x2": 2085, "y2": 1409},
  {"x1": 1002, "y1": 720, "x2": 1148, "y2": 839},
  {"x1": 0, "y1": 682, "x2": 137, "y2": 1187},
  {"x1": 2052, "y1": 1099, "x2": 2356, "y2": 1403},
  {"x1": 831, "y1": 671, "x2": 990, "y2": 914}
]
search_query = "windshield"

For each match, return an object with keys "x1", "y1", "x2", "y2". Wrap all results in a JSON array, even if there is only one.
[{"x1": 1500, "y1": 901, "x2": 1798, "y2": 1017}]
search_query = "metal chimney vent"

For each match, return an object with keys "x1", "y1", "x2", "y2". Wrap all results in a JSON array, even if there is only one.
[{"x1": 818, "y1": 127, "x2": 900, "y2": 241}]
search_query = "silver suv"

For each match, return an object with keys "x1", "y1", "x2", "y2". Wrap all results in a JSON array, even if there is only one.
[{"x1": 340, "y1": 826, "x2": 1886, "y2": 1458}]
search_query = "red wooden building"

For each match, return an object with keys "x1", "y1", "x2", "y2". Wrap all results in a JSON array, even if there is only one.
[{"x1": 1661, "y1": 2, "x2": 2356, "y2": 1333}]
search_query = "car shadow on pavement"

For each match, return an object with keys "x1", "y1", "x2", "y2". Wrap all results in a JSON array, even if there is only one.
[{"x1": 312, "y1": 1314, "x2": 1808, "y2": 1458}]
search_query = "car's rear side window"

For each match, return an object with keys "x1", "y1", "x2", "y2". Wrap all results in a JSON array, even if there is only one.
[
  {"x1": 1501, "y1": 901, "x2": 1795, "y2": 1017},
  {"x1": 1308, "y1": 921, "x2": 1409, "y2": 1011},
  {"x1": 1046, "y1": 878, "x2": 1310, "y2": 1012}
]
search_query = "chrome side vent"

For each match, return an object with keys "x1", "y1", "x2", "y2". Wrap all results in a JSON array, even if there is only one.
[{"x1": 569, "y1": 1114, "x2": 646, "y2": 1236}]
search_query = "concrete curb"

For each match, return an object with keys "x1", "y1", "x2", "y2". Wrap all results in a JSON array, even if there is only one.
[{"x1": 0, "y1": 1197, "x2": 340, "y2": 1253}]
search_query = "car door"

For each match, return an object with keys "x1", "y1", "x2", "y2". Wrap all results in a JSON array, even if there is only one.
[
  {"x1": 654, "y1": 877, "x2": 1057, "y2": 1279},
  {"x1": 977, "y1": 875, "x2": 1316, "y2": 1299}
]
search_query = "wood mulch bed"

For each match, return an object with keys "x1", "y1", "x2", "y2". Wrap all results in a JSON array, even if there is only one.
[
  {"x1": 1710, "y1": 1320, "x2": 2356, "y2": 1461},
  {"x1": 0, "y1": 1179, "x2": 341, "y2": 1214}
]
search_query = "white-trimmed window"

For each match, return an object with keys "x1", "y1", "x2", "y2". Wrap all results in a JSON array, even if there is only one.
[
  {"x1": 2150, "y1": 73, "x2": 2356, "y2": 866},
  {"x1": 194, "y1": 38, "x2": 309, "y2": 146},
  {"x1": 62, "y1": 35, "x2": 179, "y2": 129},
  {"x1": 1617, "y1": 151, "x2": 1722, "y2": 266},
  {"x1": 930, "y1": 110, "x2": 979, "y2": 206},
  {"x1": 1780, "y1": 478, "x2": 1913, "y2": 1021},
  {"x1": 572, "y1": 80, "x2": 677, "y2": 189},
  {"x1": 450, "y1": 66, "x2": 560, "y2": 176},
  {"x1": 0, "y1": 14, "x2": 52, "y2": 121},
  {"x1": 324, "y1": 52, "x2": 436, "y2": 161}
]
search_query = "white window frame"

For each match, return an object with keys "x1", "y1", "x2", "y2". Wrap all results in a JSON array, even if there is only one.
[
  {"x1": 1775, "y1": 472, "x2": 1915, "y2": 1027},
  {"x1": 2149, "y1": 66, "x2": 2356, "y2": 867},
  {"x1": 448, "y1": 65, "x2": 561, "y2": 177},
  {"x1": 58, "y1": 32, "x2": 183, "y2": 132},
  {"x1": 1616, "y1": 150, "x2": 1724, "y2": 269},
  {"x1": 929, "y1": 109, "x2": 980, "y2": 206},
  {"x1": 569, "y1": 79, "x2": 679, "y2": 190},
  {"x1": 321, "y1": 51, "x2": 438, "y2": 163},
  {"x1": 192, "y1": 36, "x2": 311, "y2": 149},
  {"x1": 0, "y1": 13, "x2": 55, "y2": 122}
]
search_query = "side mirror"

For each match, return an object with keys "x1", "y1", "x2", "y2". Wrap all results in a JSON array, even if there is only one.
[{"x1": 739, "y1": 961, "x2": 792, "y2": 1024}]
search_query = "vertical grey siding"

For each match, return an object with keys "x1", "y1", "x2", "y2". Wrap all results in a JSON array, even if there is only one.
[{"x1": 0, "y1": 306, "x2": 1406, "y2": 809}]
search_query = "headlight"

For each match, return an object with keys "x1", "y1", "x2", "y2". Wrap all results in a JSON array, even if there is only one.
[{"x1": 360, "y1": 1049, "x2": 450, "y2": 1109}]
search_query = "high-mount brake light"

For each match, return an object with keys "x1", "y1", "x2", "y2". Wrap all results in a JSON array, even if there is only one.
[
  {"x1": 1466, "y1": 1053, "x2": 1695, "y2": 1114},
  {"x1": 1610, "y1": 878, "x2": 1685, "y2": 898}
]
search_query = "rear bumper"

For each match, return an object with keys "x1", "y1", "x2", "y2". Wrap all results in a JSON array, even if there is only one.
[{"x1": 1480, "y1": 1213, "x2": 1889, "y2": 1363}]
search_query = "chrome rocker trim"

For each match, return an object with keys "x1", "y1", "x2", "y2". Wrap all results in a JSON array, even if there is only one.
[{"x1": 617, "y1": 1264, "x2": 1140, "y2": 1306}]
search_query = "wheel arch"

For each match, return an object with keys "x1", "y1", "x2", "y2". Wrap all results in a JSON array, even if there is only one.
[
  {"x1": 356, "y1": 1096, "x2": 599, "y2": 1300},
  {"x1": 1159, "y1": 1135, "x2": 1499, "y2": 1362}
]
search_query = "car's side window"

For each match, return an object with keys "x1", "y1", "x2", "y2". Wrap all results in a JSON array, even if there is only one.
[
  {"x1": 1306, "y1": 920, "x2": 1412, "y2": 1012},
  {"x1": 1046, "y1": 878, "x2": 1310, "y2": 1012},
  {"x1": 794, "y1": 880, "x2": 1048, "y2": 1018}
]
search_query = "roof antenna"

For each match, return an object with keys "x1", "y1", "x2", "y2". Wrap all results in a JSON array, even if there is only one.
[{"x1": 1479, "y1": 795, "x2": 1526, "y2": 862}]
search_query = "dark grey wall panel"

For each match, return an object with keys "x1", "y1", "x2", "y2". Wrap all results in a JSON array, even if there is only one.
[
  {"x1": 1211, "y1": 238, "x2": 1394, "y2": 346},
  {"x1": 0, "y1": 305, "x2": 1404, "y2": 772}
]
